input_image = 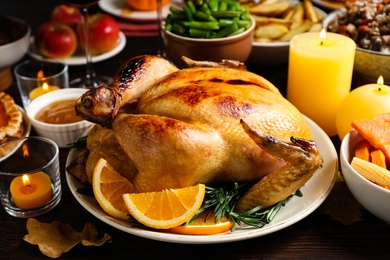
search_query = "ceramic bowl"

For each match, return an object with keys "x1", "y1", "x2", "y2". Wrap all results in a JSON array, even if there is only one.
[
  {"x1": 162, "y1": 16, "x2": 255, "y2": 68},
  {"x1": 323, "y1": 9, "x2": 390, "y2": 83},
  {"x1": 340, "y1": 130, "x2": 390, "y2": 223},
  {"x1": 246, "y1": 6, "x2": 327, "y2": 66},
  {"x1": 26, "y1": 88, "x2": 93, "y2": 148},
  {"x1": 0, "y1": 16, "x2": 30, "y2": 70}
]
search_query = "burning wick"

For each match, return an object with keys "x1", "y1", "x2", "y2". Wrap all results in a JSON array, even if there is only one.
[
  {"x1": 22, "y1": 175, "x2": 32, "y2": 191},
  {"x1": 319, "y1": 29, "x2": 326, "y2": 46},
  {"x1": 377, "y1": 75, "x2": 384, "y2": 92}
]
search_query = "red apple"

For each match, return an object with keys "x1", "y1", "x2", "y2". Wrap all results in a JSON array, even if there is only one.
[
  {"x1": 50, "y1": 5, "x2": 82, "y2": 28},
  {"x1": 35, "y1": 21, "x2": 77, "y2": 59},
  {"x1": 77, "y1": 13, "x2": 119, "y2": 55}
]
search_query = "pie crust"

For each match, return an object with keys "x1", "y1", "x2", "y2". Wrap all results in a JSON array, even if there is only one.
[{"x1": 0, "y1": 91, "x2": 23, "y2": 144}]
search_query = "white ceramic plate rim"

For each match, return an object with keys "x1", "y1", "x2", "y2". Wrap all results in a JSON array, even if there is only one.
[
  {"x1": 28, "y1": 31, "x2": 126, "y2": 66},
  {"x1": 311, "y1": 0, "x2": 344, "y2": 10},
  {"x1": 65, "y1": 115, "x2": 338, "y2": 244},
  {"x1": 98, "y1": 0, "x2": 176, "y2": 21}
]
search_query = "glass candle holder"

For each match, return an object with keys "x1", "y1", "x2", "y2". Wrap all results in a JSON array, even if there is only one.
[
  {"x1": 0, "y1": 137, "x2": 61, "y2": 218},
  {"x1": 14, "y1": 59, "x2": 69, "y2": 109}
]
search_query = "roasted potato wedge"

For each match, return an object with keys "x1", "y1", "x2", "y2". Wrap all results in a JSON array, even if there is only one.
[
  {"x1": 249, "y1": 1, "x2": 290, "y2": 16},
  {"x1": 255, "y1": 24, "x2": 289, "y2": 39},
  {"x1": 247, "y1": 0, "x2": 326, "y2": 43},
  {"x1": 278, "y1": 20, "x2": 313, "y2": 41}
]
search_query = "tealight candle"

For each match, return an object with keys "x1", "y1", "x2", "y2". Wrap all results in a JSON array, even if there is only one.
[
  {"x1": 10, "y1": 171, "x2": 53, "y2": 209},
  {"x1": 287, "y1": 30, "x2": 356, "y2": 136},
  {"x1": 29, "y1": 82, "x2": 60, "y2": 100}
]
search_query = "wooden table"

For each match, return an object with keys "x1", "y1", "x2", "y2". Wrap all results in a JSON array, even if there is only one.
[{"x1": 1, "y1": 1, "x2": 390, "y2": 259}]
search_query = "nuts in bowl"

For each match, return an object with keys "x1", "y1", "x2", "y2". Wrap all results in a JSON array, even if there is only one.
[
  {"x1": 324, "y1": 0, "x2": 390, "y2": 82},
  {"x1": 26, "y1": 88, "x2": 93, "y2": 148}
]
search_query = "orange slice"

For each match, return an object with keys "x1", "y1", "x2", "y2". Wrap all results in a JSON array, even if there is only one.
[
  {"x1": 92, "y1": 158, "x2": 136, "y2": 220},
  {"x1": 122, "y1": 184, "x2": 206, "y2": 229},
  {"x1": 166, "y1": 211, "x2": 234, "y2": 235}
]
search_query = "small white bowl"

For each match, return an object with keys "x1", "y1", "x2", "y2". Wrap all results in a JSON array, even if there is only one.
[
  {"x1": 0, "y1": 16, "x2": 30, "y2": 70},
  {"x1": 340, "y1": 130, "x2": 390, "y2": 223},
  {"x1": 26, "y1": 88, "x2": 93, "y2": 148}
]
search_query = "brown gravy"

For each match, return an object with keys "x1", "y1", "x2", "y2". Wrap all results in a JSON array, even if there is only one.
[{"x1": 35, "y1": 99, "x2": 83, "y2": 124}]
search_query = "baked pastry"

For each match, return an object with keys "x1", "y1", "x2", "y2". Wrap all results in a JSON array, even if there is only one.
[{"x1": 0, "y1": 91, "x2": 24, "y2": 145}]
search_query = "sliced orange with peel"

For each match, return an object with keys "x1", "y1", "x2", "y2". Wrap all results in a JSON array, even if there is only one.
[
  {"x1": 92, "y1": 158, "x2": 136, "y2": 220},
  {"x1": 123, "y1": 184, "x2": 206, "y2": 229},
  {"x1": 166, "y1": 211, "x2": 234, "y2": 235}
]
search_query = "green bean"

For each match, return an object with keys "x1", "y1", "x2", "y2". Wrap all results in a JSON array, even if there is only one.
[
  {"x1": 228, "y1": 26, "x2": 245, "y2": 36},
  {"x1": 169, "y1": 6, "x2": 182, "y2": 14},
  {"x1": 211, "y1": 23, "x2": 238, "y2": 38},
  {"x1": 219, "y1": 19, "x2": 234, "y2": 27},
  {"x1": 211, "y1": 10, "x2": 241, "y2": 18},
  {"x1": 172, "y1": 23, "x2": 186, "y2": 35},
  {"x1": 168, "y1": 12, "x2": 187, "y2": 20},
  {"x1": 183, "y1": 6, "x2": 194, "y2": 21},
  {"x1": 208, "y1": 0, "x2": 219, "y2": 12},
  {"x1": 183, "y1": 21, "x2": 220, "y2": 30},
  {"x1": 187, "y1": 1, "x2": 197, "y2": 14},
  {"x1": 219, "y1": 1, "x2": 227, "y2": 11},
  {"x1": 195, "y1": 10, "x2": 216, "y2": 21},
  {"x1": 200, "y1": 3, "x2": 211, "y2": 14},
  {"x1": 189, "y1": 28, "x2": 211, "y2": 38}
]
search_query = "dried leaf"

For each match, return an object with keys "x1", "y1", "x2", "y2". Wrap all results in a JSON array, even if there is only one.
[
  {"x1": 24, "y1": 218, "x2": 111, "y2": 258},
  {"x1": 319, "y1": 172, "x2": 364, "y2": 225}
]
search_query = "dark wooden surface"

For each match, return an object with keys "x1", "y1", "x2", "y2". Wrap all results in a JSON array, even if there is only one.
[{"x1": 1, "y1": 1, "x2": 390, "y2": 259}]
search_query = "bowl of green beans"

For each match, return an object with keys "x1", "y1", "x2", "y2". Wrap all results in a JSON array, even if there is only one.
[{"x1": 163, "y1": 0, "x2": 255, "y2": 68}]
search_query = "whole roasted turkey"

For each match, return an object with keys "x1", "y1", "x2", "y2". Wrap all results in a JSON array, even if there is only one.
[{"x1": 74, "y1": 55, "x2": 322, "y2": 212}]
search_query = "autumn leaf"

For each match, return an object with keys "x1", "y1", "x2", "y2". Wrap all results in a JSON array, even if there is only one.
[
  {"x1": 23, "y1": 218, "x2": 111, "y2": 258},
  {"x1": 319, "y1": 172, "x2": 364, "y2": 225}
]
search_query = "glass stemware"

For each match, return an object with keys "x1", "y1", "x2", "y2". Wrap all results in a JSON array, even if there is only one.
[
  {"x1": 156, "y1": 0, "x2": 166, "y2": 58},
  {"x1": 63, "y1": 0, "x2": 112, "y2": 89}
]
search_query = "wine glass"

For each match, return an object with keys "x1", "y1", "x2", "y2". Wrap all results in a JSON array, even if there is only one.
[
  {"x1": 62, "y1": 0, "x2": 112, "y2": 89},
  {"x1": 156, "y1": 0, "x2": 166, "y2": 58}
]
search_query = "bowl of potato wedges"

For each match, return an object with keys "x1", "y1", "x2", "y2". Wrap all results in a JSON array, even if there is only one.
[{"x1": 243, "y1": 0, "x2": 327, "y2": 66}]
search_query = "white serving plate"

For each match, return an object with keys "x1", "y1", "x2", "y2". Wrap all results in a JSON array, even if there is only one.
[
  {"x1": 66, "y1": 115, "x2": 338, "y2": 244},
  {"x1": 28, "y1": 31, "x2": 126, "y2": 66}
]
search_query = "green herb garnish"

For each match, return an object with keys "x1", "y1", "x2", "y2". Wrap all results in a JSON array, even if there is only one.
[{"x1": 187, "y1": 182, "x2": 302, "y2": 231}]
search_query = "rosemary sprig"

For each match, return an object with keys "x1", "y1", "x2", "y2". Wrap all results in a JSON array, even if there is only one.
[{"x1": 186, "y1": 182, "x2": 302, "y2": 232}]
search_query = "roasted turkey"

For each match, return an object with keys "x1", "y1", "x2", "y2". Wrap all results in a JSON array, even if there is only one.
[{"x1": 74, "y1": 55, "x2": 322, "y2": 212}]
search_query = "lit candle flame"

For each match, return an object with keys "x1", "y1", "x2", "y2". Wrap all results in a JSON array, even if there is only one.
[
  {"x1": 37, "y1": 70, "x2": 44, "y2": 79},
  {"x1": 377, "y1": 76, "x2": 384, "y2": 85},
  {"x1": 22, "y1": 174, "x2": 31, "y2": 187},
  {"x1": 319, "y1": 29, "x2": 326, "y2": 46},
  {"x1": 22, "y1": 143, "x2": 29, "y2": 157},
  {"x1": 42, "y1": 82, "x2": 49, "y2": 91}
]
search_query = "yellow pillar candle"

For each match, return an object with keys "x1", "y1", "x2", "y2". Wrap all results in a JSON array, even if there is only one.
[
  {"x1": 287, "y1": 30, "x2": 356, "y2": 136},
  {"x1": 29, "y1": 82, "x2": 59, "y2": 100},
  {"x1": 10, "y1": 171, "x2": 53, "y2": 209}
]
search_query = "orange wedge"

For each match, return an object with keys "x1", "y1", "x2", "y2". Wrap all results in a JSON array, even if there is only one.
[
  {"x1": 122, "y1": 184, "x2": 205, "y2": 229},
  {"x1": 166, "y1": 211, "x2": 234, "y2": 235},
  {"x1": 92, "y1": 158, "x2": 136, "y2": 220}
]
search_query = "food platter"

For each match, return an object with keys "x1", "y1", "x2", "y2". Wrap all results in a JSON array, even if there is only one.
[
  {"x1": 98, "y1": 0, "x2": 178, "y2": 21},
  {"x1": 28, "y1": 31, "x2": 126, "y2": 66},
  {"x1": 65, "y1": 115, "x2": 338, "y2": 244}
]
